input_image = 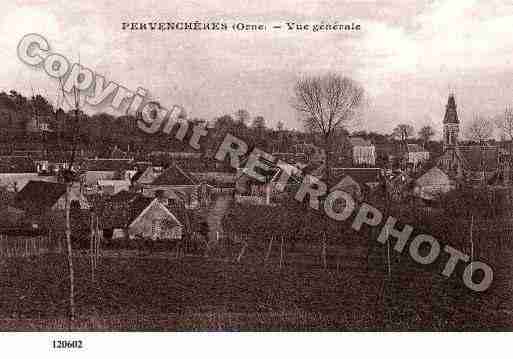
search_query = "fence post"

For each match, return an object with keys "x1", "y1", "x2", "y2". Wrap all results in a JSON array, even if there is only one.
[{"x1": 279, "y1": 236, "x2": 284, "y2": 269}]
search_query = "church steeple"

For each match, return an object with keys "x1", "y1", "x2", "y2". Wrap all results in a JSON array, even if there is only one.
[
  {"x1": 443, "y1": 94, "x2": 459, "y2": 124},
  {"x1": 443, "y1": 94, "x2": 459, "y2": 150}
]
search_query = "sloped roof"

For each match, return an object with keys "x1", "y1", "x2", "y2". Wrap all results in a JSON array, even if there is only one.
[
  {"x1": 331, "y1": 168, "x2": 381, "y2": 186},
  {"x1": 151, "y1": 163, "x2": 198, "y2": 186},
  {"x1": 99, "y1": 193, "x2": 153, "y2": 228},
  {"x1": 131, "y1": 166, "x2": 162, "y2": 184},
  {"x1": 130, "y1": 168, "x2": 146, "y2": 184},
  {"x1": 443, "y1": 94, "x2": 459, "y2": 124},
  {"x1": 331, "y1": 175, "x2": 362, "y2": 199},
  {"x1": 130, "y1": 198, "x2": 182, "y2": 228},
  {"x1": 0, "y1": 156, "x2": 36, "y2": 173},
  {"x1": 14, "y1": 180, "x2": 66, "y2": 212},
  {"x1": 165, "y1": 199, "x2": 189, "y2": 227},
  {"x1": 110, "y1": 190, "x2": 140, "y2": 203},
  {"x1": 128, "y1": 196, "x2": 156, "y2": 224},
  {"x1": 415, "y1": 167, "x2": 451, "y2": 187}
]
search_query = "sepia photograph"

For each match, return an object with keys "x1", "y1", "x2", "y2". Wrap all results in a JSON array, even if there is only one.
[{"x1": 1, "y1": 0, "x2": 513, "y2": 356}]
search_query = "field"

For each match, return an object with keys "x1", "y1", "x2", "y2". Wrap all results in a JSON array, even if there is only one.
[{"x1": 0, "y1": 243, "x2": 512, "y2": 331}]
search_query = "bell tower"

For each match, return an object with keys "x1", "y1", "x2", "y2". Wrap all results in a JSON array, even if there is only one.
[{"x1": 443, "y1": 94, "x2": 459, "y2": 151}]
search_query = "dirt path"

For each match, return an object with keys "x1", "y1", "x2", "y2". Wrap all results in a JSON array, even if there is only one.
[{"x1": 206, "y1": 194, "x2": 233, "y2": 241}]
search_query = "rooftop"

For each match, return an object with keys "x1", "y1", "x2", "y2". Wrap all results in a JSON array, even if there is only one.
[{"x1": 13, "y1": 180, "x2": 67, "y2": 212}]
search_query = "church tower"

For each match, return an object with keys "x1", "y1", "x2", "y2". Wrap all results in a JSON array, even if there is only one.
[{"x1": 443, "y1": 94, "x2": 459, "y2": 151}]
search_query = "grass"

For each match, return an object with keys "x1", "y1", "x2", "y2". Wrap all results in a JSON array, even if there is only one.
[{"x1": 0, "y1": 246, "x2": 512, "y2": 331}]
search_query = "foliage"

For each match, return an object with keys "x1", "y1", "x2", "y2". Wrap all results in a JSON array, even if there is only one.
[
  {"x1": 418, "y1": 125, "x2": 435, "y2": 146},
  {"x1": 392, "y1": 124, "x2": 414, "y2": 142}
]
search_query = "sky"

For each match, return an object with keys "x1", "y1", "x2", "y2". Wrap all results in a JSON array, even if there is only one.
[{"x1": 2, "y1": 0, "x2": 513, "y2": 138}]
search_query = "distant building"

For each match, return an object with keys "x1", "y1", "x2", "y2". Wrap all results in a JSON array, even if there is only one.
[
  {"x1": 12, "y1": 180, "x2": 89, "y2": 214},
  {"x1": 81, "y1": 158, "x2": 134, "y2": 186},
  {"x1": 414, "y1": 167, "x2": 455, "y2": 200},
  {"x1": 0, "y1": 156, "x2": 47, "y2": 192},
  {"x1": 127, "y1": 198, "x2": 183, "y2": 241},
  {"x1": 331, "y1": 167, "x2": 381, "y2": 189},
  {"x1": 25, "y1": 115, "x2": 53, "y2": 133},
  {"x1": 436, "y1": 94, "x2": 499, "y2": 183},
  {"x1": 349, "y1": 137, "x2": 376, "y2": 166},
  {"x1": 97, "y1": 179, "x2": 131, "y2": 195},
  {"x1": 100, "y1": 192, "x2": 185, "y2": 240},
  {"x1": 143, "y1": 163, "x2": 203, "y2": 209},
  {"x1": 406, "y1": 144, "x2": 430, "y2": 168}
]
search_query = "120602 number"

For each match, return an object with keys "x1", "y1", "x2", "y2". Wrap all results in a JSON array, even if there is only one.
[{"x1": 52, "y1": 340, "x2": 83, "y2": 349}]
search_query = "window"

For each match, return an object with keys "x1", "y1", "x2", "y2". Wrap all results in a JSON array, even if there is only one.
[{"x1": 151, "y1": 220, "x2": 162, "y2": 240}]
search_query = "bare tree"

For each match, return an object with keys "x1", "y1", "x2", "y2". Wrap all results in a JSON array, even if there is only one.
[
  {"x1": 495, "y1": 107, "x2": 513, "y2": 183},
  {"x1": 58, "y1": 77, "x2": 82, "y2": 322},
  {"x1": 392, "y1": 124, "x2": 414, "y2": 162},
  {"x1": 495, "y1": 107, "x2": 513, "y2": 141},
  {"x1": 496, "y1": 107, "x2": 513, "y2": 157},
  {"x1": 466, "y1": 113, "x2": 494, "y2": 144},
  {"x1": 293, "y1": 73, "x2": 364, "y2": 183},
  {"x1": 234, "y1": 109, "x2": 250, "y2": 125},
  {"x1": 392, "y1": 124, "x2": 414, "y2": 143},
  {"x1": 251, "y1": 115, "x2": 266, "y2": 130},
  {"x1": 466, "y1": 113, "x2": 494, "y2": 180}
]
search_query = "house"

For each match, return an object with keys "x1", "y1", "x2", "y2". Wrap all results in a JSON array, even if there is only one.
[
  {"x1": 99, "y1": 191, "x2": 150, "y2": 238},
  {"x1": 12, "y1": 181, "x2": 89, "y2": 213},
  {"x1": 291, "y1": 143, "x2": 325, "y2": 163},
  {"x1": 0, "y1": 156, "x2": 46, "y2": 191},
  {"x1": 9, "y1": 180, "x2": 89, "y2": 230},
  {"x1": 331, "y1": 168, "x2": 381, "y2": 188},
  {"x1": 406, "y1": 144, "x2": 430, "y2": 168},
  {"x1": 413, "y1": 167, "x2": 455, "y2": 200},
  {"x1": 81, "y1": 158, "x2": 134, "y2": 186},
  {"x1": 328, "y1": 167, "x2": 382, "y2": 201},
  {"x1": 143, "y1": 163, "x2": 203, "y2": 209},
  {"x1": 350, "y1": 137, "x2": 376, "y2": 166},
  {"x1": 438, "y1": 145, "x2": 499, "y2": 184},
  {"x1": 100, "y1": 192, "x2": 184, "y2": 241},
  {"x1": 128, "y1": 198, "x2": 183, "y2": 240},
  {"x1": 235, "y1": 155, "x2": 304, "y2": 205},
  {"x1": 97, "y1": 179, "x2": 131, "y2": 195},
  {"x1": 25, "y1": 114, "x2": 53, "y2": 133}
]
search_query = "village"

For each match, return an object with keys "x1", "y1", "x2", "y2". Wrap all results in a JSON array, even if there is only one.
[{"x1": 0, "y1": 87, "x2": 512, "y2": 331}]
